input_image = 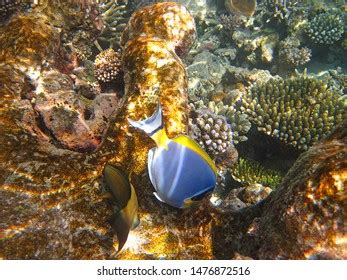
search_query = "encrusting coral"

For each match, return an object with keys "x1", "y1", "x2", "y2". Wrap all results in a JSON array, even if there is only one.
[
  {"x1": 241, "y1": 76, "x2": 346, "y2": 150},
  {"x1": 306, "y1": 12, "x2": 344, "y2": 44}
]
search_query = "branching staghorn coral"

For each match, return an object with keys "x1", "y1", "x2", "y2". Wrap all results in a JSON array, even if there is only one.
[
  {"x1": 306, "y1": 12, "x2": 344, "y2": 44},
  {"x1": 241, "y1": 76, "x2": 346, "y2": 150}
]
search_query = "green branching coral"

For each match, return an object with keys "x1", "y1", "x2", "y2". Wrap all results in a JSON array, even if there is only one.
[
  {"x1": 231, "y1": 158, "x2": 283, "y2": 189},
  {"x1": 306, "y1": 12, "x2": 344, "y2": 44},
  {"x1": 241, "y1": 76, "x2": 346, "y2": 150},
  {"x1": 95, "y1": 0, "x2": 131, "y2": 49},
  {"x1": 261, "y1": 0, "x2": 304, "y2": 21}
]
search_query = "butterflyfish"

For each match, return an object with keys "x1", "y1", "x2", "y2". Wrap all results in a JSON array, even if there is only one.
[
  {"x1": 128, "y1": 104, "x2": 217, "y2": 208},
  {"x1": 225, "y1": 0, "x2": 257, "y2": 17},
  {"x1": 103, "y1": 164, "x2": 140, "y2": 253}
]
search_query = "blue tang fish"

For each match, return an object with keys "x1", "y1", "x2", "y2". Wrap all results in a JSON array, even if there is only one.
[{"x1": 128, "y1": 104, "x2": 217, "y2": 208}]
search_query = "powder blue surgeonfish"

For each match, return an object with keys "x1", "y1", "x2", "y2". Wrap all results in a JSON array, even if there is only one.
[{"x1": 128, "y1": 104, "x2": 217, "y2": 208}]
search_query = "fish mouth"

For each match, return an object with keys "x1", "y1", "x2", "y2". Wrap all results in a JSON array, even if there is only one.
[{"x1": 190, "y1": 188, "x2": 214, "y2": 202}]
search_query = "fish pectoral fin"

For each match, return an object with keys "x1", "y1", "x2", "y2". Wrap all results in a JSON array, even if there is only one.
[{"x1": 153, "y1": 192, "x2": 165, "y2": 203}]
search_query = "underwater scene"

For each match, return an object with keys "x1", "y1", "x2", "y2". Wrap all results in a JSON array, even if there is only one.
[{"x1": 0, "y1": 0, "x2": 346, "y2": 260}]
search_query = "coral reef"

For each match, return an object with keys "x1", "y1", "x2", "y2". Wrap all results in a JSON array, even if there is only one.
[
  {"x1": 241, "y1": 76, "x2": 346, "y2": 150},
  {"x1": 213, "y1": 122, "x2": 346, "y2": 259},
  {"x1": 94, "y1": 48, "x2": 122, "y2": 83},
  {"x1": 279, "y1": 36, "x2": 311, "y2": 67},
  {"x1": 0, "y1": 1, "x2": 118, "y2": 152},
  {"x1": 306, "y1": 12, "x2": 344, "y2": 44},
  {"x1": 0, "y1": 0, "x2": 346, "y2": 261}
]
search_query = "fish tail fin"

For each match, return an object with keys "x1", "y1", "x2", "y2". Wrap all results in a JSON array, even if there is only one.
[
  {"x1": 111, "y1": 213, "x2": 130, "y2": 254},
  {"x1": 128, "y1": 103, "x2": 168, "y2": 145}
]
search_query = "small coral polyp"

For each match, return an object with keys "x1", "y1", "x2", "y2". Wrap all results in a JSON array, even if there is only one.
[{"x1": 241, "y1": 76, "x2": 346, "y2": 150}]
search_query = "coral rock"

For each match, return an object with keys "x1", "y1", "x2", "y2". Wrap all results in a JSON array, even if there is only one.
[
  {"x1": 240, "y1": 183, "x2": 273, "y2": 205},
  {"x1": 121, "y1": 2, "x2": 196, "y2": 56},
  {"x1": 0, "y1": 1, "x2": 197, "y2": 259}
]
